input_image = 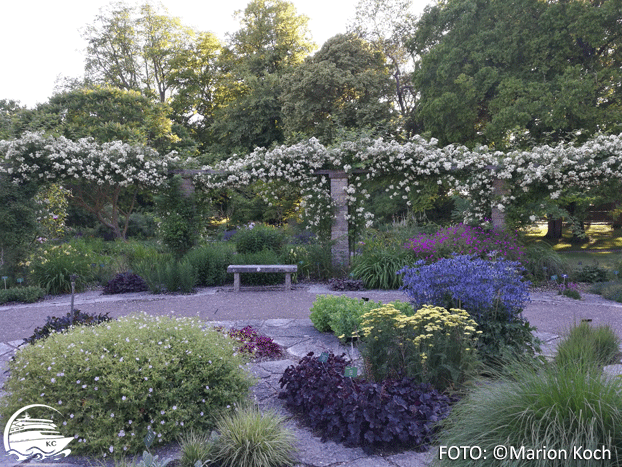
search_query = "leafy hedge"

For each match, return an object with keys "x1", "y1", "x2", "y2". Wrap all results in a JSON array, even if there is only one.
[
  {"x1": 279, "y1": 352, "x2": 454, "y2": 452},
  {"x1": 0, "y1": 286, "x2": 45, "y2": 305}
]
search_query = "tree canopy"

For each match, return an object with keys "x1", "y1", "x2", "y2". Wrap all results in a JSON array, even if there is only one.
[
  {"x1": 282, "y1": 34, "x2": 395, "y2": 144},
  {"x1": 83, "y1": 1, "x2": 195, "y2": 102},
  {"x1": 411, "y1": 0, "x2": 622, "y2": 148},
  {"x1": 209, "y1": 0, "x2": 316, "y2": 154}
]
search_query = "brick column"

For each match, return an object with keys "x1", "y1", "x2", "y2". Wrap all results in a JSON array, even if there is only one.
[{"x1": 329, "y1": 171, "x2": 350, "y2": 269}]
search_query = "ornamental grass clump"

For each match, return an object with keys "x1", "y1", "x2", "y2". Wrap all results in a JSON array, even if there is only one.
[
  {"x1": 211, "y1": 404, "x2": 298, "y2": 467},
  {"x1": 433, "y1": 361, "x2": 622, "y2": 467},
  {"x1": 555, "y1": 321, "x2": 621, "y2": 371},
  {"x1": 360, "y1": 304, "x2": 481, "y2": 390},
  {"x1": 0, "y1": 313, "x2": 254, "y2": 456}
]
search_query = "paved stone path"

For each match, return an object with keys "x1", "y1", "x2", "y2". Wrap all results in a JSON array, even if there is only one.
[{"x1": 2, "y1": 284, "x2": 621, "y2": 467}]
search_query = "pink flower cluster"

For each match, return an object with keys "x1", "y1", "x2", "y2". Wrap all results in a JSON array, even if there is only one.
[{"x1": 405, "y1": 223, "x2": 525, "y2": 263}]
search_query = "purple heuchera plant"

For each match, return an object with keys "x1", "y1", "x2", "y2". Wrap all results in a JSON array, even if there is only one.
[{"x1": 398, "y1": 255, "x2": 530, "y2": 321}]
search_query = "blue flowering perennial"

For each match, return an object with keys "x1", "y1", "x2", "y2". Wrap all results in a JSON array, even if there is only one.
[{"x1": 398, "y1": 255, "x2": 530, "y2": 322}]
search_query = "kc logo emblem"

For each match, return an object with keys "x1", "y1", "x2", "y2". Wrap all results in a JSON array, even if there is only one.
[{"x1": 3, "y1": 404, "x2": 74, "y2": 461}]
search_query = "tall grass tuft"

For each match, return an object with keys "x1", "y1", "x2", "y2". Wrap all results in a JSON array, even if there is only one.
[
  {"x1": 554, "y1": 321, "x2": 621, "y2": 370},
  {"x1": 212, "y1": 405, "x2": 297, "y2": 467},
  {"x1": 350, "y1": 246, "x2": 410, "y2": 289},
  {"x1": 178, "y1": 430, "x2": 216, "y2": 467},
  {"x1": 434, "y1": 361, "x2": 622, "y2": 467},
  {"x1": 520, "y1": 242, "x2": 572, "y2": 283}
]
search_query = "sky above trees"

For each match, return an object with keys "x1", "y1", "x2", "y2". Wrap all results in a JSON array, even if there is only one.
[{"x1": 2, "y1": 0, "x2": 430, "y2": 108}]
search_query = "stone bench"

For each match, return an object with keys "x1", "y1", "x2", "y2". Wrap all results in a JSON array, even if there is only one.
[{"x1": 227, "y1": 265, "x2": 298, "y2": 292}]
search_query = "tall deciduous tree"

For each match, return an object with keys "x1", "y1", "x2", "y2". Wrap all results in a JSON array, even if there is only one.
[
  {"x1": 167, "y1": 32, "x2": 222, "y2": 152},
  {"x1": 411, "y1": 0, "x2": 622, "y2": 148},
  {"x1": 281, "y1": 34, "x2": 394, "y2": 144},
  {"x1": 348, "y1": 0, "x2": 419, "y2": 134},
  {"x1": 82, "y1": 1, "x2": 194, "y2": 102},
  {"x1": 210, "y1": 0, "x2": 315, "y2": 154}
]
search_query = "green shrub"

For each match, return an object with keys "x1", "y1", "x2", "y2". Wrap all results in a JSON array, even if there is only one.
[
  {"x1": 601, "y1": 283, "x2": 622, "y2": 303},
  {"x1": 350, "y1": 246, "x2": 410, "y2": 289},
  {"x1": 573, "y1": 264, "x2": 610, "y2": 283},
  {"x1": 234, "y1": 225, "x2": 286, "y2": 254},
  {"x1": 280, "y1": 243, "x2": 333, "y2": 281},
  {"x1": 561, "y1": 287, "x2": 582, "y2": 299},
  {"x1": 475, "y1": 311, "x2": 540, "y2": 368},
  {"x1": 360, "y1": 304, "x2": 480, "y2": 390},
  {"x1": 434, "y1": 361, "x2": 622, "y2": 467},
  {"x1": 0, "y1": 314, "x2": 254, "y2": 456},
  {"x1": 211, "y1": 404, "x2": 297, "y2": 467},
  {"x1": 134, "y1": 256, "x2": 197, "y2": 293},
  {"x1": 520, "y1": 242, "x2": 572, "y2": 283},
  {"x1": 156, "y1": 175, "x2": 202, "y2": 258},
  {"x1": 309, "y1": 294, "x2": 413, "y2": 342},
  {"x1": 178, "y1": 430, "x2": 216, "y2": 467},
  {"x1": 555, "y1": 322, "x2": 621, "y2": 370},
  {"x1": 0, "y1": 286, "x2": 45, "y2": 305},
  {"x1": 589, "y1": 280, "x2": 618, "y2": 295},
  {"x1": 185, "y1": 243, "x2": 235, "y2": 286},
  {"x1": 352, "y1": 230, "x2": 414, "y2": 289},
  {"x1": 26, "y1": 243, "x2": 96, "y2": 294},
  {"x1": 309, "y1": 295, "x2": 379, "y2": 334},
  {"x1": 125, "y1": 212, "x2": 158, "y2": 239}
]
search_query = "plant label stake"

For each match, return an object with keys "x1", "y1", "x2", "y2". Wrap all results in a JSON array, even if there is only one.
[
  {"x1": 551, "y1": 275, "x2": 558, "y2": 282},
  {"x1": 1, "y1": 276, "x2": 7, "y2": 289},
  {"x1": 16, "y1": 278, "x2": 23, "y2": 286},
  {"x1": 318, "y1": 352, "x2": 329, "y2": 363},
  {"x1": 344, "y1": 367, "x2": 357, "y2": 378},
  {"x1": 144, "y1": 428, "x2": 156, "y2": 449}
]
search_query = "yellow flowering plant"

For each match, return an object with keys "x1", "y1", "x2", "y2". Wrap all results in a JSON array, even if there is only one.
[{"x1": 360, "y1": 304, "x2": 481, "y2": 391}]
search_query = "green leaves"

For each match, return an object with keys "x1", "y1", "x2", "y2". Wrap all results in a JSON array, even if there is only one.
[{"x1": 411, "y1": 0, "x2": 622, "y2": 148}]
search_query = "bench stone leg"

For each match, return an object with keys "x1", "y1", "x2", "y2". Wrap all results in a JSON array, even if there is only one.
[
  {"x1": 234, "y1": 273, "x2": 240, "y2": 292},
  {"x1": 285, "y1": 273, "x2": 291, "y2": 290}
]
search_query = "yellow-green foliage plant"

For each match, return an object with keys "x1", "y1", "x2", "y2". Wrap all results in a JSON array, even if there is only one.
[
  {"x1": 359, "y1": 304, "x2": 481, "y2": 390},
  {"x1": 0, "y1": 313, "x2": 254, "y2": 456}
]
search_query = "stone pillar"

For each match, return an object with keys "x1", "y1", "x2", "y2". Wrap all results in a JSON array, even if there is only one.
[
  {"x1": 329, "y1": 171, "x2": 349, "y2": 269},
  {"x1": 491, "y1": 177, "x2": 507, "y2": 229},
  {"x1": 180, "y1": 177, "x2": 195, "y2": 197}
]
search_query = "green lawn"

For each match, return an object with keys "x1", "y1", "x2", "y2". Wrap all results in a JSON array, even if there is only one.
[{"x1": 523, "y1": 223, "x2": 622, "y2": 270}]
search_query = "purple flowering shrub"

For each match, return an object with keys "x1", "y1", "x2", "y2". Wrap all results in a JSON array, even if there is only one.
[
  {"x1": 404, "y1": 223, "x2": 525, "y2": 263},
  {"x1": 226, "y1": 326, "x2": 284, "y2": 360},
  {"x1": 399, "y1": 255, "x2": 529, "y2": 320},
  {"x1": 399, "y1": 256, "x2": 538, "y2": 365}
]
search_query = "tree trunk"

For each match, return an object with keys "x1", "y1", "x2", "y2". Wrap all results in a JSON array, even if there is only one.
[{"x1": 545, "y1": 218, "x2": 563, "y2": 239}]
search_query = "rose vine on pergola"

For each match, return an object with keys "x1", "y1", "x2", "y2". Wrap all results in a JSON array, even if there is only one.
[
  {"x1": 3, "y1": 131, "x2": 622, "y2": 263},
  {"x1": 0, "y1": 132, "x2": 178, "y2": 239},
  {"x1": 196, "y1": 132, "x2": 622, "y2": 239}
]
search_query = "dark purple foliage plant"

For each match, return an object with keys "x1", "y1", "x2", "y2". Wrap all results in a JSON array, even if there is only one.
[{"x1": 279, "y1": 352, "x2": 455, "y2": 452}]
